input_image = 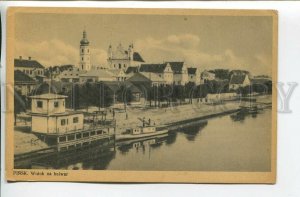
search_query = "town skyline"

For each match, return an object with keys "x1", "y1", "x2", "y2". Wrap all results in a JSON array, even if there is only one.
[{"x1": 14, "y1": 13, "x2": 273, "y2": 76}]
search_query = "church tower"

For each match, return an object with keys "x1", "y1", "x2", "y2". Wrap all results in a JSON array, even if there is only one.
[{"x1": 79, "y1": 30, "x2": 91, "y2": 71}]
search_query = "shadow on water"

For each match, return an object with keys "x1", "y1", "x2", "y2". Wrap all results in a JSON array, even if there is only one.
[
  {"x1": 169, "y1": 120, "x2": 208, "y2": 142},
  {"x1": 15, "y1": 142, "x2": 116, "y2": 170},
  {"x1": 230, "y1": 109, "x2": 263, "y2": 122},
  {"x1": 116, "y1": 134, "x2": 170, "y2": 155}
]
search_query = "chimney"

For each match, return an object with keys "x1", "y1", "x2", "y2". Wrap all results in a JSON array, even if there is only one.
[
  {"x1": 19, "y1": 56, "x2": 22, "y2": 60},
  {"x1": 28, "y1": 56, "x2": 31, "y2": 60}
]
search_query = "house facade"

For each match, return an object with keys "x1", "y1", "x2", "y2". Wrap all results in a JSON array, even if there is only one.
[
  {"x1": 29, "y1": 93, "x2": 84, "y2": 134},
  {"x1": 201, "y1": 70, "x2": 216, "y2": 83},
  {"x1": 229, "y1": 74, "x2": 251, "y2": 90},
  {"x1": 187, "y1": 67, "x2": 201, "y2": 85},
  {"x1": 166, "y1": 62, "x2": 188, "y2": 85}
]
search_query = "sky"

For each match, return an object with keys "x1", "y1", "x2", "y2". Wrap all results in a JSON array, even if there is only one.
[{"x1": 14, "y1": 12, "x2": 274, "y2": 76}]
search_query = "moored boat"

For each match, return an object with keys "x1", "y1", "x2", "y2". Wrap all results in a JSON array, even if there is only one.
[{"x1": 116, "y1": 127, "x2": 168, "y2": 141}]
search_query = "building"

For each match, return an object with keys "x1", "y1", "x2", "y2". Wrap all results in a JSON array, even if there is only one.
[
  {"x1": 201, "y1": 70, "x2": 216, "y2": 83},
  {"x1": 187, "y1": 67, "x2": 201, "y2": 85},
  {"x1": 139, "y1": 63, "x2": 171, "y2": 84},
  {"x1": 14, "y1": 70, "x2": 38, "y2": 96},
  {"x1": 29, "y1": 93, "x2": 84, "y2": 134},
  {"x1": 107, "y1": 43, "x2": 145, "y2": 70},
  {"x1": 229, "y1": 74, "x2": 251, "y2": 90},
  {"x1": 59, "y1": 67, "x2": 85, "y2": 83},
  {"x1": 79, "y1": 69, "x2": 115, "y2": 83},
  {"x1": 167, "y1": 62, "x2": 188, "y2": 85},
  {"x1": 106, "y1": 69, "x2": 128, "y2": 81},
  {"x1": 128, "y1": 72, "x2": 165, "y2": 87},
  {"x1": 14, "y1": 56, "x2": 45, "y2": 78},
  {"x1": 79, "y1": 30, "x2": 91, "y2": 71},
  {"x1": 139, "y1": 61, "x2": 189, "y2": 85}
]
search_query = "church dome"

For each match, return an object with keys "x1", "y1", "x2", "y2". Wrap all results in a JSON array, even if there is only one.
[{"x1": 80, "y1": 30, "x2": 89, "y2": 45}]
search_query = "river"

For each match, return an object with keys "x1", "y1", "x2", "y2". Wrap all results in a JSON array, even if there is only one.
[{"x1": 19, "y1": 109, "x2": 272, "y2": 172}]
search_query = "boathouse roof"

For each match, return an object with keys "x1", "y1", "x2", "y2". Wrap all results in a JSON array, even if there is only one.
[{"x1": 29, "y1": 93, "x2": 67, "y2": 99}]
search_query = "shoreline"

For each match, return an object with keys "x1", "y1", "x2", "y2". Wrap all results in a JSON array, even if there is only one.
[{"x1": 14, "y1": 95, "x2": 271, "y2": 156}]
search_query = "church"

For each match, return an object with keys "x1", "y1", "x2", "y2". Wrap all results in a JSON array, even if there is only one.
[{"x1": 107, "y1": 43, "x2": 145, "y2": 70}]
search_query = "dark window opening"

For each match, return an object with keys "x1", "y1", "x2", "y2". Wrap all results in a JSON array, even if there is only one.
[
  {"x1": 61, "y1": 119, "x2": 66, "y2": 126},
  {"x1": 73, "y1": 117, "x2": 79, "y2": 123},
  {"x1": 54, "y1": 101, "x2": 59, "y2": 108},
  {"x1": 67, "y1": 135, "x2": 75, "y2": 141},
  {"x1": 59, "y1": 136, "x2": 66, "y2": 142},
  {"x1": 37, "y1": 101, "x2": 43, "y2": 108},
  {"x1": 76, "y1": 133, "x2": 82, "y2": 139},
  {"x1": 83, "y1": 132, "x2": 89, "y2": 138}
]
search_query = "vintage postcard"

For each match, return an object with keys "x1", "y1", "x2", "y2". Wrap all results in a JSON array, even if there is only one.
[{"x1": 5, "y1": 7, "x2": 277, "y2": 183}]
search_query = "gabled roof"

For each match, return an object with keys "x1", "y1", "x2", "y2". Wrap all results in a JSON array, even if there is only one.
[
  {"x1": 166, "y1": 62, "x2": 184, "y2": 74},
  {"x1": 187, "y1": 67, "x2": 197, "y2": 75},
  {"x1": 101, "y1": 81, "x2": 122, "y2": 92},
  {"x1": 139, "y1": 63, "x2": 167, "y2": 73},
  {"x1": 14, "y1": 70, "x2": 36, "y2": 84},
  {"x1": 132, "y1": 52, "x2": 145, "y2": 62},
  {"x1": 15, "y1": 59, "x2": 44, "y2": 69},
  {"x1": 125, "y1": 66, "x2": 139, "y2": 74},
  {"x1": 127, "y1": 72, "x2": 152, "y2": 83},
  {"x1": 230, "y1": 74, "x2": 247, "y2": 85}
]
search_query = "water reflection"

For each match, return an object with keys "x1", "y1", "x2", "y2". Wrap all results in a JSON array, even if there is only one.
[
  {"x1": 182, "y1": 121, "x2": 208, "y2": 141},
  {"x1": 15, "y1": 109, "x2": 271, "y2": 171},
  {"x1": 230, "y1": 108, "x2": 263, "y2": 122}
]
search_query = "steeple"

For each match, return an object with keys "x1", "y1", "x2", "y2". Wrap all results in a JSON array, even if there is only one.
[
  {"x1": 80, "y1": 29, "x2": 89, "y2": 46},
  {"x1": 79, "y1": 29, "x2": 91, "y2": 71}
]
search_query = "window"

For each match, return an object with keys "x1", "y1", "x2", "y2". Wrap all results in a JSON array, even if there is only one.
[
  {"x1": 82, "y1": 57, "x2": 84, "y2": 61},
  {"x1": 67, "y1": 135, "x2": 75, "y2": 141},
  {"x1": 59, "y1": 136, "x2": 66, "y2": 142},
  {"x1": 96, "y1": 130, "x2": 103, "y2": 135},
  {"x1": 73, "y1": 117, "x2": 79, "y2": 123},
  {"x1": 82, "y1": 49, "x2": 84, "y2": 53},
  {"x1": 54, "y1": 101, "x2": 59, "y2": 108},
  {"x1": 76, "y1": 133, "x2": 82, "y2": 139},
  {"x1": 83, "y1": 132, "x2": 89, "y2": 138},
  {"x1": 63, "y1": 101, "x2": 65, "y2": 107},
  {"x1": 90, "y1": 131, "x2": 95, "y2": 136},
  {"x1": 61, "y1": 119, "x2": 66, "y2": 126},
  {"x1": 37, "y1": 101, "x2": 43, "y2": 108}
]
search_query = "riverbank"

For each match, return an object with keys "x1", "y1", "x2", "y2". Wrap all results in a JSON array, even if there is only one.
[{"x1": 14, "y1": 95, "x2": 271, "y2": 155}]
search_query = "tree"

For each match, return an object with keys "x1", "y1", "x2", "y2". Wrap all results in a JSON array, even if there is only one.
[{"x1": 14, "y1": 90, "x2": 27, "y2": 126}]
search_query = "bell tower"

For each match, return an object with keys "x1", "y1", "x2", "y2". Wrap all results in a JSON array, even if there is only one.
[{"x1": 79, "y1": 29, "x2": 91, "y2": 71}]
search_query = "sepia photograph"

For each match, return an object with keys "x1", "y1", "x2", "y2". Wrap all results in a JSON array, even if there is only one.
[{"x1": 6, "y1": 8, "x2": 277, "y2": 183}]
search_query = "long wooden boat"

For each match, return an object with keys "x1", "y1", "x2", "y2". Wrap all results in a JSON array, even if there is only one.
[{"x1": 116, "y1": 126, "x2": 168, "y2": 141}]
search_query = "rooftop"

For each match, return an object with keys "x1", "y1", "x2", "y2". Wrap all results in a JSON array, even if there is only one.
[
  {"x1": 14, "y1": 70, "x2": 36, "y2": 84},
  {"x1": 187, "y1": 67, "x2": 197, "y2": 75},
  {"x1": 230, "y1": 74, "x2": 247, "y2": 85},
  {"x1": 15, "y1": 58, "x2": 44, "y2": 69},
  {"x1": 29, "y1": 93, "x2": 68, "y2": 99}
]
